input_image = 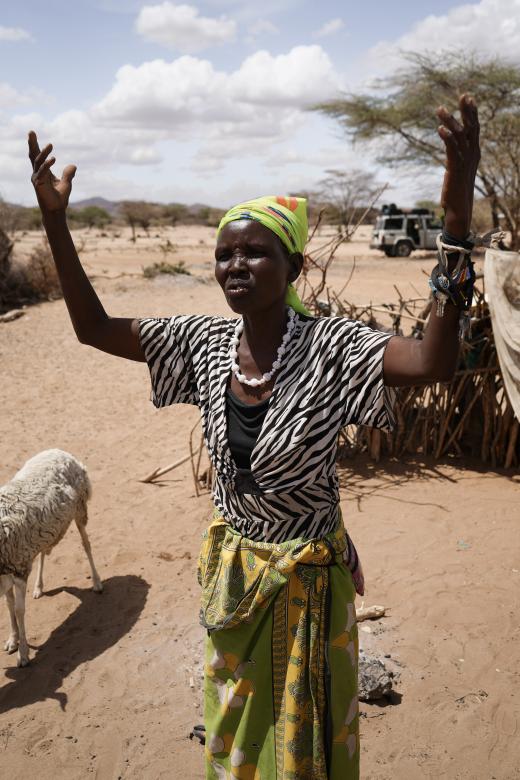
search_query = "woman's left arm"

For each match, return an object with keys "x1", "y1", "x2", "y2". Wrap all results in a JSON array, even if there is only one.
[{"x1": 383, "y1": 94, "x2": 480, "y2": 388}]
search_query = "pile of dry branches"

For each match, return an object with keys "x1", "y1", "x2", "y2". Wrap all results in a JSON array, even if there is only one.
[
  {"x1": 332, "y1": 285, "x2": 518, "y2": 469},
  {"x1": 295, "y1": 207, "x2": 518, "y2": 470}
]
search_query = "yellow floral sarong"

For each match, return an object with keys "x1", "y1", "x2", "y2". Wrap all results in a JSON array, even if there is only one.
[{"x1": 198, "y1": 514, "x2": 360, "y2": 779}]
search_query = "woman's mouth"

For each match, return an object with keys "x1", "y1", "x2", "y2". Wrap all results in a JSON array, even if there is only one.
[{"x1": 226, "y1": 283, "x2": 251, "y2": 298}]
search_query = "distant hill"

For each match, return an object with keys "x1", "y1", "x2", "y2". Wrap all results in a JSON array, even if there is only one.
[
  {"x1": 69, "y1": 197, "x2": 121, "y2": 216},
  {"x1": 68, "y1": 197, "x2": 225, "y2": 217}
]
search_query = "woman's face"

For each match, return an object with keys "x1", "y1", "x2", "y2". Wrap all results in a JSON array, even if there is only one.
[{"x1": 215, "y1": 220, "x2": 302, "y2": 314}]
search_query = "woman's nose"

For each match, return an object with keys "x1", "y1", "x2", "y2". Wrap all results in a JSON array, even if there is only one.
[{"x1": 229, "y1": 252, "x2": 248, "y2": 273}]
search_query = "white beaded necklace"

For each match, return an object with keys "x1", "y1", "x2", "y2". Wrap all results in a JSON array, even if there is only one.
[{"x1": 229, "y1": 307, "x2": 296, "y2": 387}]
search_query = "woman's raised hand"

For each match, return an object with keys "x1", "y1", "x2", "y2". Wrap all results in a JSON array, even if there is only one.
[
  {"x1": 28, "y1": 131, "x2": 77, "y2": 213},
  {"x1": 436, "y1": 94, "x2": 480, "y2": 240}
]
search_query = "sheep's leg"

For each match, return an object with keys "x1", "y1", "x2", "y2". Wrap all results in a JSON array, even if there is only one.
[
  {"x1": 4, "y1": 586, "x2": 19, "y2": 654},
  {"x1": 13, "y1": 578, "x2": 29, "y2": 667},
  {"x1": 32, "y1": 552, "x2": 45, "y2": 599},
  {"x1": 75, "y1": 516, "x2": 103, "y2": 593}
]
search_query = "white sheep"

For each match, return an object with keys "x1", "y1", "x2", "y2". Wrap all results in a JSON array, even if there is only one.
[{"x1": 0, "y1": 449, "x2": 103, "y2": 667}]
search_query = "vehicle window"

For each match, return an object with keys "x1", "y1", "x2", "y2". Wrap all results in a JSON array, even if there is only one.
[
  {"x1": 383, "y1": 218, "x2": 403, "y2": 230},
  {"x1": 375, "y1": 217, "x2": 385, "y2": 229},
  {"x1": 426, "y1": 217, "x2": 443, "y2": 230}
]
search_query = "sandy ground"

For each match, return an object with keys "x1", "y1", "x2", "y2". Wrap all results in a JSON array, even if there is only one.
[{"x1": 1, "y1": 225, "x2": 519, "y2": 779}]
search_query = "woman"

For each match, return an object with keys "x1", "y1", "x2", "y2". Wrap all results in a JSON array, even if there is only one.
[{"x1": 28, "y1": 94, "x2": 480, "y2": 779}]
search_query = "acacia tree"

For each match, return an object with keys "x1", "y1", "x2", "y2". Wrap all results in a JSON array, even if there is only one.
[
  {"x1": 77, "y1": 205, "x2": 111, "y2": 229},
  {"x1": 315, "y1": 52, "x2": 520, "y2": 248},
  {"x1": 120, "y1": 201, "x2": 159, "y2": 240},
  {"x1": 317, "y1": 168, "x2": 382, "y2": 232}
]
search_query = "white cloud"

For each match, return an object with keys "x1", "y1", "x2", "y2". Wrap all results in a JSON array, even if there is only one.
[
  {"x1": 228, "y1": 46, "x2": 342, "y2": 106},
  {"x1": 263, "y1": 145, "x2": 357, "y2": 170},
  {"x1": 0, "y1": 82, "x2": 24, "y2": 107},
  {"x1": 368, "y1": 0, "x2": 520, "y2": 69},
  {"x1": 129, "y1": 146, "x2": 163, "y2": 164},
  {"x1": 0, "y1": 25, "x2": 31, "y2": 42},
  {"x1": 246, "y1": 18, "x2": 279, "y2": 41},
  {"x1": 0, "y1": 42, "x2": 345, "y2": 204},
  {"x1": 94, "y1": 57, "x2": 226, "y2": 128},
  {"x1": 135, "y1": 2, "x2": 236, "y2": 52},
  {"x1": 0, "y1": 82, "x2": 50, "y2": 109},
  {"x1": 4, "y1": 44, "x2": 328, "y2": 189},
  {"x1": 89, "y1": 45, "x2": 342, "y2": 175},
  {"x1": 0, "y1": 108, "x2": 161, "y2": 187},
  {"x1": 314, "y1": 18, "x2": 344, "y2": 38},
  {"x1": 94, "y1": 45, "x2": 342, "y2": 130}
]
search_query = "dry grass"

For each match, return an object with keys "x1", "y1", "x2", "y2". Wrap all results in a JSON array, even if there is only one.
[
  {"x1": 142, "y1": 259, "x2": 191, "y2": 278},
  {"x1": 0, "y1": 238, "x2": 62, "y2": 313}
]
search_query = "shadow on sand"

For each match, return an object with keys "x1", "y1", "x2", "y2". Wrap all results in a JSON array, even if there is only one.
[
  {"x1": 0, "y1": 574, "x2": 149, "y2": 714},
  {"x1": 337, "y1": 451, "x2": 518, "y2": 511}
]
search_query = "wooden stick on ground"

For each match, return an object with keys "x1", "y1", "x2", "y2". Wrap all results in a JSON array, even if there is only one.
[
  {"x1": 140, "y1": 449, "x2": 201, "y2": 483},
  {"x1": 141, "y1": 420, "x2": 202, "y2": 485},
  {"x1": 356, "y1": 605, "x2": 386, "y2": 622},
  {"x1": 0, "y1": 308, "x2": 25, "y2": 323}
]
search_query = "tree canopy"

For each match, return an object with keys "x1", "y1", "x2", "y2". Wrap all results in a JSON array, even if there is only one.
[
  {"x1": 69, "y1": 205, "x2": 111, "y2": 229},
  {"x1": 316, "y1": 168, "x2": 382, "y2": 231},
  {"x1": 315, "y1": 52, "x2": 520, "y2": 247}
]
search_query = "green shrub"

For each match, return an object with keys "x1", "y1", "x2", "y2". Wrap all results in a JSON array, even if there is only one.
[
  {"x1": 142, "y1": 260, "x2": 191, "y2": 278},
  {"x1": 68, "y1": 206, "x2": 111, "y2": 229}
]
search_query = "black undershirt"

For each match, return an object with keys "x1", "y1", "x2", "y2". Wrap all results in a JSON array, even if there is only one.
[{"x1": 226, "y1": 388, "x2": 270, "y2": 470}]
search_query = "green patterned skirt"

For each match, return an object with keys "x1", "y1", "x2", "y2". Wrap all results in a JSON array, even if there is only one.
[{"x1": 197, "y1": 513, "x2": 360, "y2": 779}]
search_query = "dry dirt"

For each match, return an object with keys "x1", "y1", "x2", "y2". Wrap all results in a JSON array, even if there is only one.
[{"x1": 1, "y1": 225, "x2": 519, "y2": 779}]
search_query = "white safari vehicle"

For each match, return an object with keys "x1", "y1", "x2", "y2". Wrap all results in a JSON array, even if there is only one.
[{"x1": 370, "y1": 206, "x2": 443, "y2": 257}]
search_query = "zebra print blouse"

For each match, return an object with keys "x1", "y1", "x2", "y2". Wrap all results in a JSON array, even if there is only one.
[{"x1": 139, "y1": 313, "x2": 395, "y2": 543}]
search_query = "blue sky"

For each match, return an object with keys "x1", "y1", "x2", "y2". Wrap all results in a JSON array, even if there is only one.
[{"x1": 1, "y1": 0, "x2": 519, "y2": 207}]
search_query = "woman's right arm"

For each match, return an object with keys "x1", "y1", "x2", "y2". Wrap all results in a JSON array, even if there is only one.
[{"x1": 28, "y1": 131, "x2": 144, "y2": 362}]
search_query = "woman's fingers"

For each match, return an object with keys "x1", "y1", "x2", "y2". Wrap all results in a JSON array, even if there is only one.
[
  {"x1": 33, "y1": 156, "x2": 56, "y2": 181},
  {"x1": 33, "y1": 143, "x2": 53, "y2": 171},
  {"x1": 437, "y1": 95, "x2": 479, "y2": 238},
  {"x1": 438, "y1": 125, "x2": 463, "y2": 163},
  {"x1": 460, "y1": 94, "x2": 479, "y2": 143},
  {"x1": 459, "y1": 93, "x2": 477, "y2": 122},
  {"x1": 436, "y1": 105, "x2": 467, "y2": 149},
  {"x1": 61, "y1": 164, "x2": 77, "y2": 184},
  {"x1": 27, "y1": 130, "x2": 41, "y2": 166}
]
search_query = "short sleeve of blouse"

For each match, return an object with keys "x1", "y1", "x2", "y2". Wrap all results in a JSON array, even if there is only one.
[
  {"x1": 138, "y1": 315, "x2": 213, "y2": 407},
  {"x1": 338, "y1": 320, "x2": 397, "y2": 431}
]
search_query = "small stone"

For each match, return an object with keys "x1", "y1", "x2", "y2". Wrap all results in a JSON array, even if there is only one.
[{"x1": 358, "y1": 650, "x2": 398, "y2": 702}]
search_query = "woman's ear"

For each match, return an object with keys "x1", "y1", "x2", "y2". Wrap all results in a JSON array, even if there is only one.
[{"x1": 288, "y1": 252, "x2": 304, "y2": 283}]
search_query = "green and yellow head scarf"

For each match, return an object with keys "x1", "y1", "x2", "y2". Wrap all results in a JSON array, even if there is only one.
[{"x1": 217, "y1": 195, "x2": 310, "y2": 316}]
